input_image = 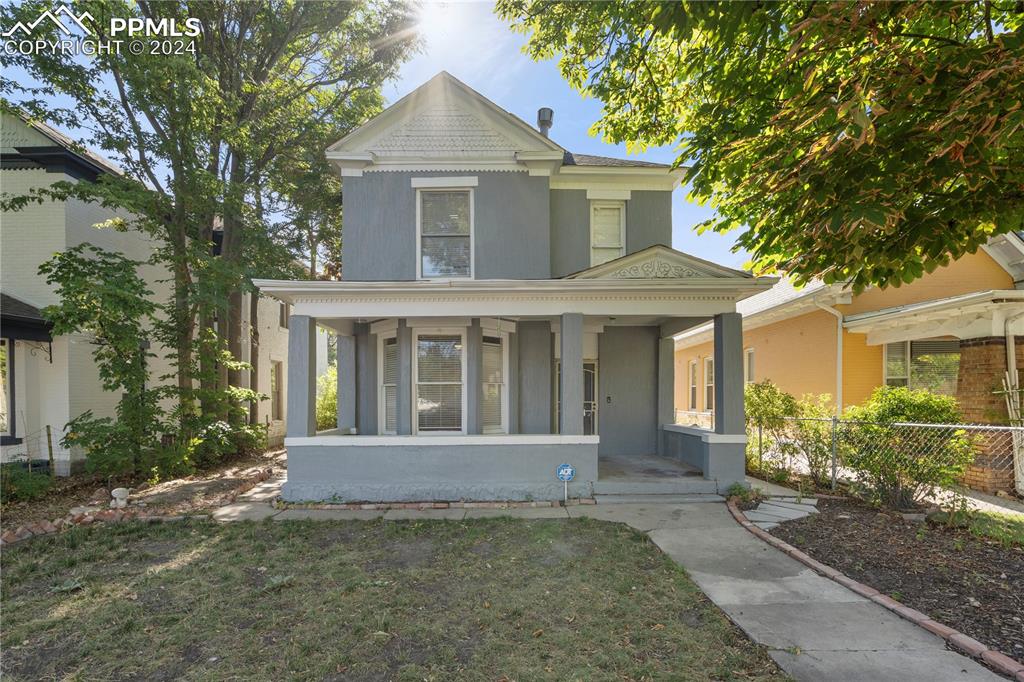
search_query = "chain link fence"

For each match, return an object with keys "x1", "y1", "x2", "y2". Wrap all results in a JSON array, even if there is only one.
[{"x1": 748, "y1": 417, "x2": 1024, "y2": 503}]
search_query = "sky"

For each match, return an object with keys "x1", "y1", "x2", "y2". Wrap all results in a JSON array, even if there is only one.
[{"x1": 397, "y1": 1, "x2": 749, "y2": 269}]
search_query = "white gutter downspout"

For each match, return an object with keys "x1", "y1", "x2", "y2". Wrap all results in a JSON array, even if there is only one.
[{"x1": 816, "y1": 299, "x2": 845, "y2": 415}]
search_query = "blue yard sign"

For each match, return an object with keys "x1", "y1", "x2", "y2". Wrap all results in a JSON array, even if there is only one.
[{"x1": 556, "y1": 463, "x2": 575, "y2": 482}]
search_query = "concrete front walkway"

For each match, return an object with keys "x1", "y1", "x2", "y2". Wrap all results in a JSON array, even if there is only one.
[{"x1": 211, "y1": 483, "x2": 1000, "y2": 681}]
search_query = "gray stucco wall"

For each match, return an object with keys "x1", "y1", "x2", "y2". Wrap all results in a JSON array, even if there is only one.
[
  {"x1": 342, "y1": 171, "x2": 550, "y2": 280},
  {"x1": 662, "y1": 426, "x2": 746, "y2": 491},
  {"x1": 517, "y1": 321, "x2": 552, "y2": 433},
  {"x1": 597, "y1": 326, "x2": 658, "y2": 455},
  {"x1": 283, "y1": 441, "x2": 599, "y2": 502},
  {"x1": 549, "y1": 189, "x2": 673, "y2": 277}
]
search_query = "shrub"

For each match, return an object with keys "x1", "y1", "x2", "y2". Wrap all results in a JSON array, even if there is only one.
[
  {"x1": 791, "y1": 394, "x2": 835, "y2": 488},
  {"x1": 1, "y1": 464, "x2": 53, "y2": 503},
  {"x1": 316, "y1": 365, "x2": 338, "y2": 431},
  {"x1": 744, "y1": 381, "x2": 798, "y2": 476},
  {"x1": 843, "y1": 386, "x2": 974, "y2": 509}
]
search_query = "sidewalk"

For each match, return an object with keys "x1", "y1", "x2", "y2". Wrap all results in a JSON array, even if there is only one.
[{"x1": 211, "y1": 481, "x2": 1003, "y2": 681}]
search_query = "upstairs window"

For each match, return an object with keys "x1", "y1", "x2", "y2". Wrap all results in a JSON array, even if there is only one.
[
  {"x1": 590, "y1": 200, "x2": 625, "y2": 266},
  {"x1": 419, "y1": 190, "x2": 472, "y2": 278}
]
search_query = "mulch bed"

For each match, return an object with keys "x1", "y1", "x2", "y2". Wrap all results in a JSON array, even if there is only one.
[{"x1": 770, "y1": 497, "x2": 1024, "y2": 665}]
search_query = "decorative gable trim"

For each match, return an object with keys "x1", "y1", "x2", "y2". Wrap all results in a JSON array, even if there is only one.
[{"x1": 566, "y1": 245, "x2": 753, "y2": 280}]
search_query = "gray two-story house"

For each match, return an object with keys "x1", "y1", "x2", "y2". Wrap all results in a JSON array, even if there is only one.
[{"x1": 255, "y1": 72, "x2": 774, "y2": 502}]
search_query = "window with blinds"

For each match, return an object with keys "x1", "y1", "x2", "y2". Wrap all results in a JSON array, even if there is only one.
[
  {"x1": 689, "y1": 360, "x2": 698, "y2": 409},
  {"x1": 590, "y1": 200, "x2": 625, "y2": 266},
  {"x1": 745, "y1": 348, "x2": 755, "y2": 384},
  {"x1": 704, "y1": 357, "x2": 715, "y2": 411},
  {"x1": 481, "y1": 335, "x2": 505, "y2": 433},
  {"x1": 885, "y1": 340, "x2": 960, "y2": 395},
  {"x1": 381, "y1": 336, "x2": 398, "y2": 434},
  {"x1": 416, "y1": 334, "x2": 464, "y2": 432},
  {"x1": 420, "y1": 191, "x2": 471, "y2": 278}
]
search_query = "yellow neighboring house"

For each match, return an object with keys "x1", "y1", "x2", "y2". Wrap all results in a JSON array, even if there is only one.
[{"x1": 674, "y1": 234, "x2": 1024, "y2": 492}]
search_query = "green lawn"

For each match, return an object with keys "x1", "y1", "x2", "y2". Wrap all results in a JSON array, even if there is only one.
[{"x1": 1, "y1": 517, "x2": 783, "y2": 681}]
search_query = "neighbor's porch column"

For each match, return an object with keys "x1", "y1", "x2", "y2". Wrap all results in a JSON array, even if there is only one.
[
  {"x1": 559, "y1": 312, "x2": 584, "y2": 435},
  {"x1": 336, "y1": 332, "x2": 356, "y2": 433},
  {"x1": 657, "y1": 335, "x2": 675, "y2": 455},
  {"x1": 713, "y1": 312, "x2": 745, "y2": 434},
  {"x1": 287, "y1": 314, "x2": 317, "y2": 438}
]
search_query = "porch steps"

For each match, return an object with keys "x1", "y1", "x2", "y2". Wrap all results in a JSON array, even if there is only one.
[
  {"x1": 594, "y1": 493, "x2": 724, "y2": 505},
  {"x1": 592, "y1": 478, "x2": 721, "y2": 497}
]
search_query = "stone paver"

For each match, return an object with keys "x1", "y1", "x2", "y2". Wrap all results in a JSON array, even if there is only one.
[
  {"x1": 464, "y1": 507, "x2": 568, "y2": 519},
  {"x1": 274, "y1": 508, "x2": 383, "y2": 521},
  {"x1": 211, "y1": 502, "x2": 279, "y2": 522}
]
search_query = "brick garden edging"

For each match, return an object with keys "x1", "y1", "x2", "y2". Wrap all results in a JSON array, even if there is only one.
[
  {"x1": 0, "y1": 467, "x2": 275, "y2": 550},
  {"x1": 726, "y1": 498, "x2": 1024, "y2": 681}
]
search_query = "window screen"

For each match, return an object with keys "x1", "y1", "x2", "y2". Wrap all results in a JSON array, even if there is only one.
[
  {"x1": 910, "y1": 340, "x2": 960, "y2": 395},
  {"x1": 420, "y1": 191, "x2": 471, "y2": 278},
  {"x1": 416, "y1": 335, "x2": 463, "y2": 431}
]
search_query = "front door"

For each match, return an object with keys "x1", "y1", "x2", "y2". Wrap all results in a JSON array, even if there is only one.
[{"x1": 554, "y1": 360, "x2": 598, "y2": 435}]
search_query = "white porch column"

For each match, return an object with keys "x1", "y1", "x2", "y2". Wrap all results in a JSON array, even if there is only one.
[
  {"x1": 559, "y1": 312, "x2": 584, "y2": 435},
  {"x1": 336, "y1": 333, "x2": 356, "y2": 432},
  {"x1": 287, "y1": 314, "x2": 317, "y2": 438},
  {"x1": 713, "y1": 312, "x2": 745, "y2": 435},
  {"x1": 657, "y1": 335, "x2": 675, "y2": 455}
]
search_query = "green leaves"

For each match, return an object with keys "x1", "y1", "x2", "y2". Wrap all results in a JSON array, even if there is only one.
[{"x1": 498, "y1": 0, "x2": 1024, "y2": 291}]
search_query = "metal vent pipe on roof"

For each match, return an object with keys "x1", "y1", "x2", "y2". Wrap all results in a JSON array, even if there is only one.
[{"x1": 537, "y1": 107, "x2": 554, "y2": 137}]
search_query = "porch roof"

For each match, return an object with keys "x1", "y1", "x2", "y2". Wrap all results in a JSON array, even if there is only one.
[
  {"x1": 843, "y1": 289, "x2": 1024, "y2": 345},
  {"x1": 252, "y1": 276, "x2": 777, "y2": 320}
]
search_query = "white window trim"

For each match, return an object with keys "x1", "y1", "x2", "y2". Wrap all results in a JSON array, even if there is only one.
[
  {"x1": 377, "y1": 331, "x2": 399, "y2": 435},
  {"x1": 411, "y1": 176, "x2": 479, "y2": 189},
  {"x1": 883, "y1": 341, "x2": 910, "y2": 386},
  {"x1": 589, "y1": 199, "x2": 626, "y2": 266},
  {"x1": 704, "y1": 356, "x2": 715, "y2": 412},
  {"x1": 744, "y1": 348, "x2": 755, "y2": 384},
  {"x1": 1, "y1": 339, "x2": 11, "y2": 437},
  {"x1": 412, "y1": 327, "x2": 467, "y2": 435},
  {"x1": 480, "y1": 330, "x2": 510, "y2": 435},
  {"x1": 586, "y1": 188, "x2": 631, "y2": 201},
  {"x1": 416, "y1": 187, "x2": 475, "y2": 280}
]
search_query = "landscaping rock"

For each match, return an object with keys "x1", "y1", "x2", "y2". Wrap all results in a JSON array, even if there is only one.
[{"x1": 89, "y1": 487, "x2": 110, "y2": 503}]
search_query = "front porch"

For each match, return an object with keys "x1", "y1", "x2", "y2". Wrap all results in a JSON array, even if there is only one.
[{"x1": 258, "y1": 265, "x2": 772, "y2": 502}]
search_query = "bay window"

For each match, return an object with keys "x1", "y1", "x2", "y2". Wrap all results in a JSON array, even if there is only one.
[
  {"x1": 415, "y1": 332, "x2": 465, "y2": 433},
  {"x1": 418, "y1": 190, "x2": 472, "y2": 278},
  {"x1": 481, "y1": 334, "x2": 506, "y2": 433},
  {"x1": 379, "y1": 335, "x2": 398, "y2": 434}
]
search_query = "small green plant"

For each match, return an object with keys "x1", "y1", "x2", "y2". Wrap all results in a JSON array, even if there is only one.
[{"x1": 0, "y1": 464, "x2": 53, "y2": 503}]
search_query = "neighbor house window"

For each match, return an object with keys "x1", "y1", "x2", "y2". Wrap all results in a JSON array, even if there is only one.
[
  {"x1": 704, "y1": 357, "x2": 715, "y2": 411},
  {"x1": 419, "y1": 190, "x2": 472, "y2": 278},
  {"x1": 415, "y1": 333, "x2": 465, "y2": 433},
  {"x1": 0, "y1": 339, "x2": 10, "y2": 436},
  {"x1": 688, "y1": 360, "x2": 698, "y2": 410},
  {"x1": 270, "y1": 361, "x2": 283, "y2": 420},
  {"x1": 481, "y1": 335, "x2": 506, "y2": 433},
  {"x1": 744, "y1": 348, "x2": 755, "y2": 384},
  {"x1": 279, "y1": 302, "x2": 290, "y2": 328},
  {"x1": 589, "y1": 200, "x2": 625, "y2": 266},
  {"x1": 885, "y1": 340, "x2": 960, "y2": 396},
  {"x1": 379, "y1": 335, "x2": 399, "y2": 434}
]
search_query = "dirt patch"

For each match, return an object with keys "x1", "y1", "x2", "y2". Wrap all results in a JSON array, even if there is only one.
[
  {"x1": 771, "y1": 497, "x2": 1024, "y2": 663},
  {"x1": 364, "y1": 537, "x2": 436, "y2": 572},
  {"x1": 1, "y1": 449, "x2": 285, "y2": 530}
]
